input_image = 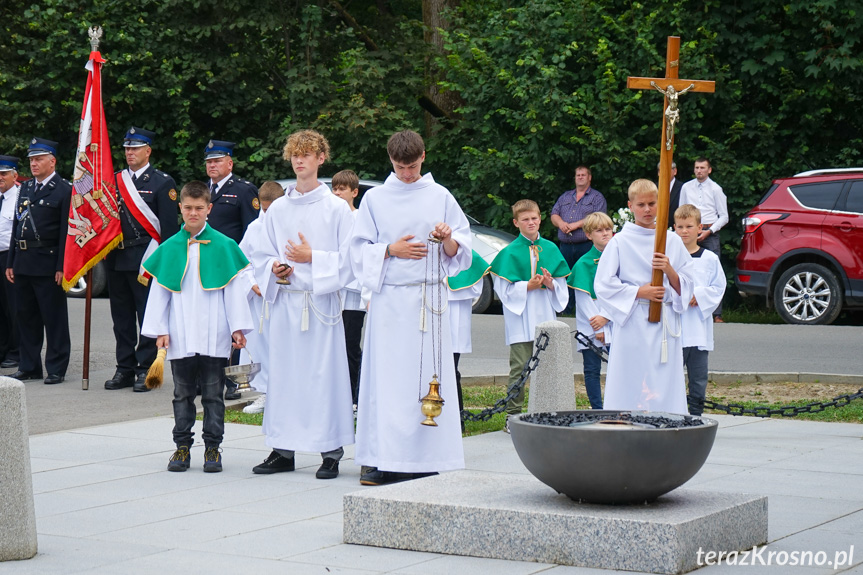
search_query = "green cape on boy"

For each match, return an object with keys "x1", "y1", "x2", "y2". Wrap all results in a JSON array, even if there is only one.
[
  {"x1": 142, "y1": 224, "x2": 250, "y2": 292},
  {"x1": 447, "y1": 249, "x2": 490, "y2": 290},
  {"x1": 490, "y1": 233, "x2": 570, "y2": 284},
  {"x1": 567, "y1": 244, "x2": 603, "y2": 299}
]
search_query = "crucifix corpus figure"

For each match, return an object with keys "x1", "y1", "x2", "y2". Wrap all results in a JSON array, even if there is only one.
[
  {"x1": 626, "y1": 36, "x2": 715, "y2": 323},
  {"x1": 650, "y1": 81, "x2": 694, "y2": 150}
]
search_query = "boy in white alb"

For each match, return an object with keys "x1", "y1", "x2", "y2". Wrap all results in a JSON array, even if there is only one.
[
  {"x1": 674, "y1": 204, "x2": 726, "y2": 415},
  {"x1": 567, "y1": 211, "x2": 615, "y2": 409},
  {"x1": 141, "y1": 181, "x2": 255, "y2": 473},
  {"x1": 490, "y1": 199, "x2": 570, "y2": 429},
  {"x1": 238, "y1": 181, "x2": 285, "y2": 414},
  {"x1": 332, "y1": 169, "x2": 366, "y2": 411},
  {"x1": 252, "y1": 130, "x2": 355, "y2": 480},
  {"x1": 595, "y1": 179, "x2": 695, "y2": 414},
  {"x1": 350, "y1": 130, "x2": 471, "y2": 486},
  {"x1": 447, "y1": 250, "x2": 490, "y2": 432}
]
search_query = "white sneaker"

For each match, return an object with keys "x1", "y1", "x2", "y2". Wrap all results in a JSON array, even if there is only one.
[
  {"x1": 504, "y1": 415, "x2": 511, "y2": 434},
  {"x1": 243, "y1": 394, "x2": 266, "y2": 414}
]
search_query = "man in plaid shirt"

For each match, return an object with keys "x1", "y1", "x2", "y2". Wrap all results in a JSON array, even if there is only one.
[{"x1": 550, "y1": 165, "x2": 607, "y2": 314}]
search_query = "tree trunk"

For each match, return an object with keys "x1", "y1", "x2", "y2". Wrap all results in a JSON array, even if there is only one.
[{"x1": 422, "y1": 0, "x2": 462, "y2": 129}]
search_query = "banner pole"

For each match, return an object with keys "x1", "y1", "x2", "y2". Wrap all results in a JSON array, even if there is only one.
[{"x1": 82, "y1": 269, "x2": 92, "y2": 390}]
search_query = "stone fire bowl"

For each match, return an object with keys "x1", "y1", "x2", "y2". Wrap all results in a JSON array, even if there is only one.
[{"x1": 509, "y1": 410, "x2": 718, "y2": 504}]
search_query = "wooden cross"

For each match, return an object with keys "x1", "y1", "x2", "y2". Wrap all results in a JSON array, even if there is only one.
[{"x1": 627, "y1": 36, "x2": 715, "y2": 323}]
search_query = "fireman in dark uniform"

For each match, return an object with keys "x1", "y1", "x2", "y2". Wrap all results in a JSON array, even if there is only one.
[
  {"x1": 203, "y1": 139, "x2": 259, "y2": 399},
  {"x1": 6, "y1": 138, "x2": 71, "y2": 385},
  {"x1": 104, "y1": 127, "x2": 180, "y2": 392},
  {"x1": 203, "y1": 140, "x2": 259, "y2": 244},
  {"x1": 0, "y1": 155, "x2": 21, "y2": 369}
]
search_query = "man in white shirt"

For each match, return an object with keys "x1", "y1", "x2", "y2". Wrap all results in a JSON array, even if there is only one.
[
  {"x1": 0, "y1": 155, "x2": 21, "y2": 368},
  {"x1": 679, "y1": 157, "x2": 728, "y2": 321}
]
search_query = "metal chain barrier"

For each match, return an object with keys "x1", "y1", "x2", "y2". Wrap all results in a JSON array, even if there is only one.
[
  {"x1": 571, "y1": 329, "x2": 863, "y2": 419},
  {"x1": 572, "y1": 330, "x2": 608, "y2": 363},
  {"x1": 461, "y1": 331, "x2": 550, "y2": 423},
  {"x1": 697, "y1": 388, "x2": 863, "y2": 418},
  {"x1": 464, "y1": 329, "x2": 862, "y2": 420}
]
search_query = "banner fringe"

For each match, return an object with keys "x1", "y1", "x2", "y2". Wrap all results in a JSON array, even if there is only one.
[{"x1": 61, "y1": 233, "x2": 123, "y2": 292}]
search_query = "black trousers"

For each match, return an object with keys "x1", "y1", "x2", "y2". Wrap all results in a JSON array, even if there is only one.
[
  {"x1": 171, "y1": 354, "x2": 227, "y2": 447},
  {"x1": 0, "y1": 251, "x2": 19, "y2": 362},
  {"x1": 15, "y1": 274, "x2": 70, "y2": 376},
  {"x1": 107, "y1": 269, "x2": 157, "y2": 375},
  {"x1": 342, "y1": 309, "x2": 365, "y2": 405}
]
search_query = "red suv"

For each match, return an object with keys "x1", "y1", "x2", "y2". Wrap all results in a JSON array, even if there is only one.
[{"x1": 735, "y1": 169, "x2": 863, "y2": 325}]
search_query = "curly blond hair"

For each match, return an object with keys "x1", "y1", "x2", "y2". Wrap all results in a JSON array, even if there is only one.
[{"x1": 282, "y1": 130, "x2": 330, "y2": 161}]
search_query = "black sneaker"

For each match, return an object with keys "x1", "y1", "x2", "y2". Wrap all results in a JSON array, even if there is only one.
[
  {"x1": 252, "y1": 450, "x2": 295, "y2": 474},
  {"x1": 316, "y1": 458, "x2": 340, "y2": 479},
  {"x1": 359, "y1": 469, "x2": 413, "y2": 486},
  {"x1": 224, "y1": 383, "x2": 241, "y2": 400},
  {"x1": 203, "y1": 446, "x2": 222, "y2": 473},
  {"x1": 167, "y1": 446, "x2": 191, "y2": 472},
  {"x1": 133, "y1": 373, "x2": 151, "y2": 393}
]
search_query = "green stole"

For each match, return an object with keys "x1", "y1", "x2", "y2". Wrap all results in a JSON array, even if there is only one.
[
  {"x1": 447, "y1": 250, "x2": 490, "y2": 290},
  {"x1": 490, "y1": 233, "x2": 570, "y2": 284},
  {"x1": 567, "y1": 244, "x2": 602, "y2": 299},
  {"x1": 142, "y1": 224, "x2": 250, "y2": 292}
]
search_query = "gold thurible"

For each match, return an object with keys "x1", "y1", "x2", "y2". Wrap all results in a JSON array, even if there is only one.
[{"x1": 420, "y1": 375, "x2": 445, "y2": 426}]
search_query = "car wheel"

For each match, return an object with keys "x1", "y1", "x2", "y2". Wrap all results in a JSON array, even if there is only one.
[
  {"x1": 773, "y1": 263, "x2": 843, "y2": 325},
  {"x1": 68, "y1": 262, "x2": 108, "y2": 298},
  {"x1": 472, "y1": 276, "x2": 494, "y2": 314}
]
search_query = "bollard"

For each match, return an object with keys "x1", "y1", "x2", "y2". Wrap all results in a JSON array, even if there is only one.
[
  {"x1": 527, "y1": 320, "x2": 577, "y2": 414},
  {"x1": 0, "y1": 377, "x2": 37, "y2": 561}
]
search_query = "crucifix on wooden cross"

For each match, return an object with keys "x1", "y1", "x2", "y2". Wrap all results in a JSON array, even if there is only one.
[{"x1": 627, "y1": 36, "x2": 715, "y2": 323}]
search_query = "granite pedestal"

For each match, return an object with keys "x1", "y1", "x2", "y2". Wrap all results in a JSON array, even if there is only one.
[
  {"x1": 0, "y1": 377, "x2": 38, "y2": 561},
  {"x1": 344, "y1": 470, "x2": 767, "y2": 574},
  {"x1": 527, "y1": 320, "x2": 577, "y2": 414}
]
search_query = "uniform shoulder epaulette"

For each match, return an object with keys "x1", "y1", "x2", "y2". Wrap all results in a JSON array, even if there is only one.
[{"x1": 154, "y1": 170, "x2": 169, "y2": 179}]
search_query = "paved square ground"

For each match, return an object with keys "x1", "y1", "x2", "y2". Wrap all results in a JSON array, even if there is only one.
[{"x1": 3, "y1": 414, "x2": 862, "y2": 574}]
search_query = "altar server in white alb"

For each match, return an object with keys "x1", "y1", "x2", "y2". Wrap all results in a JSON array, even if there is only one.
[
  {"x1": 141, "y1": 181, "x2": 255, "y2": 473},
  {"x1": 251, "y1": 130, "x2": 355, "y2": 481},
  {"x1": 490, "y1": 200, "x2": 570, "y2": 426},
  {"x1": 447, "y1": 250, "x2": 490, "y2": 432},
  {"x1": 237, "y1": 181, "x2": 286, "y2": 415},
  {"x1": 351, "y1": 130, "x2": 471, "y2": 486},
  {"x1": 673, "y1": 204, "x2": 725, "y2": 416},
  {"x1": 331, "y1": 169, "x2": 367, "y2": 412},
  {"x1": 594, "y1": 179, "x2": 695, "y2": 414}
]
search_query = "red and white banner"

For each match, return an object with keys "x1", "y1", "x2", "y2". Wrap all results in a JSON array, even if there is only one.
[{"x1": 62, "y1": 46, "x2": 122, "y2": 291}]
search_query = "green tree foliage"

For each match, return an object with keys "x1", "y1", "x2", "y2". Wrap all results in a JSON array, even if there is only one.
[
  {"x1": 0, "y1": 0, "x2": 425, "y2": 183},
  {"x1": 435, "y1": 0, "x2": 863, "y2": 246},
  {"x1": 1, "y1": 0, "x2": 861, "y2": 257}
]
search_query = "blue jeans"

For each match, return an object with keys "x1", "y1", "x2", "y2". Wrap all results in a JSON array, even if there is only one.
[
  {"x1": 581, "y1": 348, "x2": 604, "y2": 409},
  {"x1": 683, "y1": 346, "x2": 709, "y2": 416},
  {"x1": 559, "y1": 241, "x2": 593, "y2": 314},
  {"x1": 171, "y1": 354, "x2": 228, "y2": 448}
]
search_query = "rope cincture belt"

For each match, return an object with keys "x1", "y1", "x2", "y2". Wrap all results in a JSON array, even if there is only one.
[
  {"x1": 637, "y1": 299, "x2": 679, "y2": 363},
  {"x1": 277, "y1": 288, "x2": 342, "y2": 331},
  {"x1": 380, "y1": 281, "x2": 448, "y2": 332}
]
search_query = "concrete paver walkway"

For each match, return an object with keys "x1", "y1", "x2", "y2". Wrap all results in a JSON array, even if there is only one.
[{"x1": 4, "y1": 414, "x2": 862, "y2": 574}]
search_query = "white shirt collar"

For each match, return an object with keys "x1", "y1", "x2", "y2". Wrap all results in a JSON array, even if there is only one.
[
  {"x1": 210, "y1": 173, "x2": 233, "y2": 192},
  {"x1": 36, "y1": 172, "x2": 56, "y2": 185},
  {"x1": 129, "y1": 163, "x2": 150, "y2": 179}
]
